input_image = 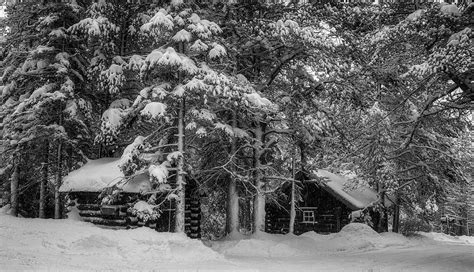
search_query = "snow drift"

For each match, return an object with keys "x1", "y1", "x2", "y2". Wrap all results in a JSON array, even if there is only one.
[
  {"x1": 0, "y1": 212, "x2": 221, "y2": 270},
  {"x1": 1, "y1": 212, "x2": 473, "y2": 271},
  {"x1": 210, "y1": 223, "x2": 412, "y2": 258}
]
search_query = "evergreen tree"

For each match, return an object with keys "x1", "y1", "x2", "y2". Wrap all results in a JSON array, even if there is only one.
[{"x1": 0, "y1": 1, "x2": 90, "y2": 218}]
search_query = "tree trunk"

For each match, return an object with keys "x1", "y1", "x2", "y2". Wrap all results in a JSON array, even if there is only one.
[
  {"x1": 377, "y1": 190, "x2": 387, "y2": 233},
  {"x1": 289, "y1": 152, "x2": 296, "y2": 234},
  {"x1": 175, "y1": 97, "x2": 186, "y2": 233},
  {"x1": 392, "y1": 194, "x2": 400, "y2": 233},
  {"x1": 298, "y1": 142, "x2": 307, "y2": 172},
  {"x1": 227, "y1": 178, "x2": 239, "y2": 234},
  {"x1": 240, "y1": 197, "x2": 251, "y2": 233},
  {"x1": 226, "y1": 111, "x2": 239, "y2": 235},
  {"x1": 466, "y1": 219, "x2": 470, "y2": 236},
  {"x1": 253, "y1": 122, "x2": 265, "y2": 234},
  {"x1": 10, "y1": 157, "x2": 19, "y2": 217},
  {"x1": 54, "y1": 141, "x2": 63, "y2": 219},
  {"x1": 39, "y1": 141, "x2": 49, "y2": 219}
]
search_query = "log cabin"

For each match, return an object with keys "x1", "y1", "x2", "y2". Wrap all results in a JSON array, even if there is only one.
[
  {"x1": 59, "y1": 158, "x2": 202, "y2": 238},
  {"x1": 265, "y1": 170, "x2": 389, "y2": 234}
]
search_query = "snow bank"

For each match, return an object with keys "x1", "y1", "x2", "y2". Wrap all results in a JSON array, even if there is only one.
[
  {"x1": 2, "y1": 215, "x2": 473, "y2": 271},
  {"x1": 329, "y1": 223, "x2": 410, "y2": 251},
  {"x1": 0, "y1": 204, "x2": 10, "y2": 215},
  {"x1": 417, "y1": 232, "x2": 474, "y2": 246},
  {"x1": 0, "y1": 213, "x2": 221, "y2": 270},
  {"x1": 211, "y1": 232, "x2": 321, "y2": 258},
  {"x1": 211, "y1": 223, "x2": 412, "y2": 258},
  {"x1": 211, "y1": 223, "x2": 474, "y2": 260}
]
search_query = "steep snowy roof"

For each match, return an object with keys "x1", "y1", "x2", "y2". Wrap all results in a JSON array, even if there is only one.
[
  {"x1": 314, "y1": 170, "x2": 380, "y2": 211},
  {"x1": 59, "y1": 158, "x2": 151, "y2": 193}
]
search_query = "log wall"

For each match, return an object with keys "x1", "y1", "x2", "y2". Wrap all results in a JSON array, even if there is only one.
[
  {"x1": 69, "y1": 191, "x2": 202, "y2": 238},
  {"x1": 265, "y1": 182, "x2": 352, "y2": 234}
]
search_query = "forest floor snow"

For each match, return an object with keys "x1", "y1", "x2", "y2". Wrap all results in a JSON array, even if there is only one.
[{"x1": 1, "y1": 212, "x2": 473, "y2": 271}]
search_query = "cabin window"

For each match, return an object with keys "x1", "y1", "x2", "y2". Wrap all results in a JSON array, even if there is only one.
[{"x1": 302, "y1": 210, "x2": 315, "y2": 223}]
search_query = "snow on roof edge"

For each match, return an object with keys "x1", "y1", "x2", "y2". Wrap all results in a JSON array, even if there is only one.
[
  {"x1": 59, "y1": 158, "x2": 151, "y2": 193},
  {"x1": 313, "y1": 169, "x2": 379, "y2": 211}
]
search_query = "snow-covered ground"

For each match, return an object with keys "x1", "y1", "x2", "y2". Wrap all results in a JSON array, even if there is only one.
[{"x1": 1, "y1": 211, "x2": 473, "y2": 271}]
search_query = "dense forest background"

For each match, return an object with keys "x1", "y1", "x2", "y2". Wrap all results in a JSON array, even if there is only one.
[{"x1": 0, "y1": 0, "x2": 472, "y2": 238}]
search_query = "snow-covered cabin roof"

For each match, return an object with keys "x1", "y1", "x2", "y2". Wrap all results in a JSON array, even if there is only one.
[
  {"x1": 313, "y1": 170, "x2": 385, "y2": 211},
  {"x1": 59, "y1": 158, "x2": 151, "y2": 193}
]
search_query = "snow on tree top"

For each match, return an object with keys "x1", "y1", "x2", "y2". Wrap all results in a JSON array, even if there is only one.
[
  {"x1": 188, "y1": 13, "x2": 200, "y2": 24},
  {"x1": 190, "y1": 39, "x2": 208, "y2": 52},
  {"x1": 244, "y1": 93, "x2": 273, "y2": 108},
  {"x1": 440, "y1": 4, "x2": 460, "y2": 17},
  {"x1": 141, "y1": 102, "x2": 167, "y2": 119},
  {"x1": 30, "y1": 84, "x2": 55, "y2": 101},
  {"x1": 208, "y1": 43, "x2": 226, "y2": 59},
  {"x1": 141, "y1": 9, "x2": 174, "y2": 32},
  {"x1": 406, "y1": 9, "x2": 424, "y2": 22},
  {"x1": 314, "y1": 170, "x2": 385, "y2": 211},
  {"x1": 172, "y1": 29, "x2": 192, "y2": 43},
  {"x1": 59, "y1": 158, "x2": 151, "y2": 193}
]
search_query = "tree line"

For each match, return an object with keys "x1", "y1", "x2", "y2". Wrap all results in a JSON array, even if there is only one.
[{"x1": 0, "y1": 0, "x2": 472, "y2": 236}]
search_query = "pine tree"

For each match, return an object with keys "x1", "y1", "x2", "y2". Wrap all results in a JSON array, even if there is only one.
[
  {"x1": 0, "y1": 1, "x2": 90, "y2": 218},
  {"x1": 94, "y1": 1, "x2": 258, "y2": 233}
]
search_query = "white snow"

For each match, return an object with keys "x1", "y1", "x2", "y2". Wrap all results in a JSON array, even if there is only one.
[
  {"x1": 440, "y1": 4, "x2": 460, "y2": 16},
  {"x1": 101, "y1": 108, "x2": 125, "y2": 133},
  {"x1": 0, "y1": 213, "x2": 221, "y2": 271},
  {"x1": 119, "y1": 136, "x2": 145, "y2": 169},
  {"x1": 179, "y1": 56, "x2": 198, "y2": 74},
  {"x1": 167, "y1": 151, "x2": 182, "y2": 162},
  {"x1": 1, "y1": 214, "x2": 473, "y2": 271},
  {"x1": 101, "y1": 64, "x2": 124, "y2": 93},
  {"x1": 144, "y1": 49, "x2": 164, "y2": 68},
  {"x1": 29, "y1": 84, "x2": 55, "y2": 100},
  {"x1": 188, "y1": 13, "x2": 200, "y2": 24},
  {"x1": 172, "y1": 29, "x2": 193, "y2": 42},
  {"x1": 190, "y1": 39, "x2": 209, "y2": 52},
  {"x1": 70, "y1": 17, "x2": 117, "y2": 37},
  {"x1": 208, "y1": 43, "x2": 226, "y2": 59},
  {"x1": 141, "y1": 101, "x2": 167, "y2": 119},
  {"x1": 142, "y1": 9, "x2": 174, "y2": 32},
  {"x1": 64, "y1": 100, "x2": 78, "y2": 117},
  {"x1": 315, "y1": 169, "x2": 381, "y2": 210},
  {"x1": 161, "y1": 47, "x2": 183, "y2": 66},
  {"x1": 152, "y1": 83, "x2": 171, "y2": 99},
  {"x1": 214, "y1": 224, "x2": 409, "y2": 258},
  {"x1": 173, "y1": 84, "x2": 185, "y2": 97},
  {"x1": 148, "y1": 162, "x2": 169, "y2": 184},
  {"x1": 59, "y1": 158, "x2": 151, "y2": 193},
  {"x1": 128, "y1": 54, "x2": 144, "y2": 70},
  {"x1": 133, "y1": 200, "x2": 154, "y2": 214},
  {"x1": 109, "y1": 98, "x2": 131, "y2": 109},
  {"x1": 417, "y1": 232, "x2": 474, "y2": 245},
  {"x1": 184, "y1": 77, "x2": 207, "y2": 91},
  {"x1": 191, "y1": 108, "x2": 216, "y2": 121},
  {"x1": 244, "y1": 92, "x2": 273, "y2": 108},
  {"x1": 406, "y1": 9, "x2": 424, "y2": 22}
]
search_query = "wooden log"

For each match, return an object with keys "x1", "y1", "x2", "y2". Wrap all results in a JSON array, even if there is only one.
[
  {"x1": 77, "y1": 204, "x2": 101, "y2": 211},
  {"x1": 190, "y1": 213, "x2": 200, "y2": 219},
  {"x1": 82, "y1": 217, "x2": 127, "y2": 226},
  {"x1": 127, "y1": 217, "x2": 138, "y2": 225},
  {"x1": 79, "y1": 210, "x2": 102, "y2": 217}
]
